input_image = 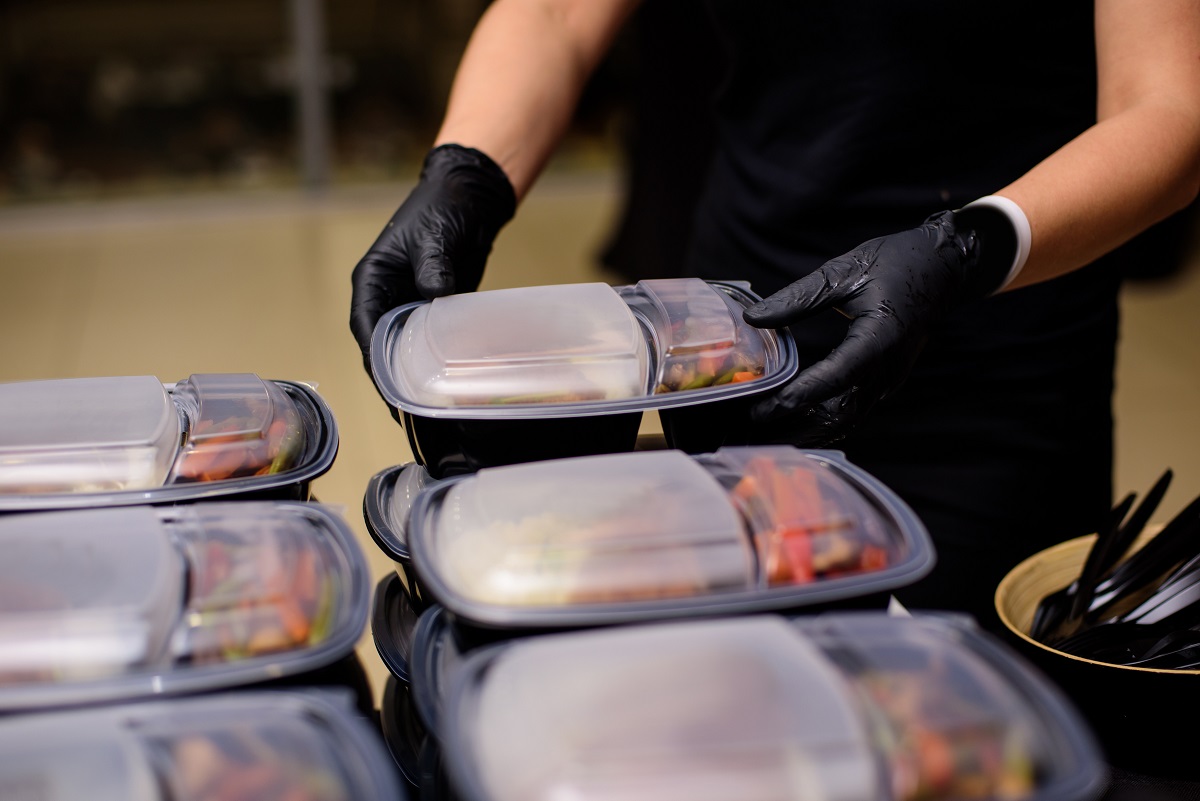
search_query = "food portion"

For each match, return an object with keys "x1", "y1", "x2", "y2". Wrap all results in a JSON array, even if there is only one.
[
  {"x1": 154, "y1": 722, "x2": 351, "y2": 801},
  {"x1": 831, "y1": 642, "x2": 1040, "y2": 801},
  {"x1": 635, "y1": 278, "x2": 769, "y2": 393},
  {"x1": 428, "y1": 451, "x2": 755, "y2": 608},
  {"x1": 173, "y1": 510, "x2": 338, "y2": 664},
  {"x1": 722, "y1": 450, "x2": 900, "y2": 586},
  {"x1": 169, "y1": 374, "x2": 306, "y2": 484}
]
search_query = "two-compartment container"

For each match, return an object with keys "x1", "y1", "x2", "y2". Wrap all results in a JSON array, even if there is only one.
[
  {"x1": 369, "y1": 278, "x2": 800, "y2": 477},
  {"x1": 0, "y1": 500, "x2": 372, "y2": 713},
  {"x1": 431, "y1": 612, "x2": 1107, "y2": 801},
  {"x1": 385, "y1": 446, "x2": 935, "y2": 646},
  {"x1": 0, "y1": 689, "x2": 407, "y2": 800},
  {"x1": 0, "y1": 372, "x2": 338, "y2": 511}
]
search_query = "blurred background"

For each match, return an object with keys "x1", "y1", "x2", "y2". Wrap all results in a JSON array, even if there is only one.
[{"x1": 2, "y1": 0, "x2": 1199, "y2": 710}]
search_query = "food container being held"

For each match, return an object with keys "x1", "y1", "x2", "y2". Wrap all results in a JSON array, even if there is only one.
[
  {"x1": 0, "y1": 689, "x2": 407, "y2": 800},
  {"x1": 404, "y1": 445, "x2": 934, "y2": 643},
  {"x1": 0, "y1": 372, "x2": 338, "y2": 512},
  {"x1": 369, "y1": 278, "x2": 799, "y2": 478},
  {"x1": 0, "y1": 501, "x2": 371, "y2": 713},
  {"x1": 436, "y1": 612, "x2": 1106, "y2": 801}
]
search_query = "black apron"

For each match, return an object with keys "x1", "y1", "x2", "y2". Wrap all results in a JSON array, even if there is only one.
[{"x1": 685, "y1": 0, "x2": 1123, "y2": 631}]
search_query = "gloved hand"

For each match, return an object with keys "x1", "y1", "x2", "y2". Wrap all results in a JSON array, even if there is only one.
[
  {"x1": 349, "y1": 143, "x2": 517, "y2": 371},
  {"x1": 741, "y1": 207, "x2": 1018, "y2": 445}
]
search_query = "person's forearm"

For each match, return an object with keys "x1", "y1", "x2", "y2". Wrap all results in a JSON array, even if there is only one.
[
  {"x1": 994, "y1": 0, "x2": 1200, "y2": 290},
  {"x1": 433, "y1": 0, "x2": 641, "y2": 200}
]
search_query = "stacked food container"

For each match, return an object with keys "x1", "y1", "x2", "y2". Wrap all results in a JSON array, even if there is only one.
[
  {"x1": 0, "y1": 372, "x2": 407, "y2": 799},
  {"x1": 358, "y1": 277, "x2": 1108, "y2": 800}
]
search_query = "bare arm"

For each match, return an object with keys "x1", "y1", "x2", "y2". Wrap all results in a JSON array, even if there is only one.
[
  {"x1": 998, "y1": 0, "x2": 1200, "y2": 290},
  {"x1": 433, "y1": 0, "x2": 643, "y2": 200}
]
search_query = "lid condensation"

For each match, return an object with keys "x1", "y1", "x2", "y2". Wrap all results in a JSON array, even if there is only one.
[
  {"x1": 392, "y1": 283, "x2": 650, "y2": 407},
  {"x1": 0, "y1": 507, "x2": 184, "y2": 684},
  {"x1": 0, "y1": 375, "x2": 181, "y2": 494},
  {"x1": 459, "y1": 617, "x2": 878, "y2": 801},
  {"x1": 429, "y1": 451, "x2": 755, "y2": 608}
]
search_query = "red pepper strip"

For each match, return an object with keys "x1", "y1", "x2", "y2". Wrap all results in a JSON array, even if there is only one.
[{"x1": 779, "y1": 525, "x2": 814, "y2": 584}]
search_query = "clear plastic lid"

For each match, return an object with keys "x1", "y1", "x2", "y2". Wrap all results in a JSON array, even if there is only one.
[
  {"x1": 0, "y1": 506, "x2": 184, "y2": 684},
  {"x1": 0, "y1": 375, "x2": 181, "y2": 494},
  {"x1": 0, "y1": 690, "x2": 406, "y2": 801},
  {"x1": 364, "y1": 463, "x2": 434, "y2": 562},
  {"x1": 701, "y1": 446, "x2": 908, "y2": 587},
  {"x1": 390, "y1": 283, "x2": 649, "y2": 408},
  {"x1": 447, "y1": 616, "x2": 879, "y2": 801},
  {"x1": 167, "y1": 373, "x2": 307, "y2": 484},
  {"x1": 370, "y1": 278, "x2": 799, "y2": 419},
  {"x1": 442, "y1": 614, "x2": 1104, "y2": 801},
  {"x1": 0, "y1": 373, "x2": 326, "y2": 508},
  {"x1": 406, "y1": 446, "x2": 933, "y2": 628},
  {"x1": 630, "y1": 278, "x2": 770, "y2": 393},
  {"x1": 0, "y1": 501, "x2": 370, "y2": 711},
  {"x1": 426, "y1": 451, "x2": 753, "y2": 609}
]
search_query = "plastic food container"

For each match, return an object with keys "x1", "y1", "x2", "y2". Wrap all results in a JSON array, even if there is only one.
[
  {"x1": 436, "y1": 612, "x2": 1106, "y2": 801},
  {"x1": 372, "y1": 572, "x2": 426, "y2": 684},
  {"x1": 404, "y1": 446, "x2": 934, "y2": 638},
  {"x1": 369, "y1": 278, "x2": 799, "y2": 478},
  {"x1": 364, "y1": 462, "x2": 435, "y2": 609},
  {"x1": 380, "y1": 674, "x2": 432, "y2": 790},
  {"x1": 0, "y1": 373, "x2": 338, "y2": 512},
  {"x1": 0, "y1": 689, "x2": 407, "y2": 800},
  {"x1": 0, "y1": 500, "x2": 371, "y2": 712}
]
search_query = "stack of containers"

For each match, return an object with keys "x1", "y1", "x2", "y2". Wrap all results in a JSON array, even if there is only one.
[
  {"x1": 362, "y1": 275, "x2": 805, "y2": 788},
  {"x1": 0, "y1": 372, "x2": 405, "y2": 798},
  {"x1": 361, "y1": 278, "x2": 1108, "y2": 799},
  {"x1": 365, "y1": 445, "x2": 941, "y2": 790}
]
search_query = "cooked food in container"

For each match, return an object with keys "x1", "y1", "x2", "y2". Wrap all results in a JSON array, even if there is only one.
[
  {"x1": 0, "y1": 501, "x2": 370, "y2": 711},
  {"x1": 0, "y1": 690, "x2": 406, "y2": 801},
  {"x1": 404, "y1": 445, "x2": 934, "y2": 631},
  {"x1": 0, "y1": 372, "x2": 338, "y2": 511},
  {"x1": 368, "y1": 278, "x2": 799, "y2": 477},
  {"x1": 436, "y1": 613, "x2": 1105, "y2": 801}
]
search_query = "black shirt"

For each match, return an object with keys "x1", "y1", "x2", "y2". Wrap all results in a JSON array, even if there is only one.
[{"x1": 685, "y1": 0, "x2": 1121, "y2": 630}]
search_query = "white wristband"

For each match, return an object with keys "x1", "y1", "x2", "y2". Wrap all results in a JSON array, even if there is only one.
[{"x1": 963, "y1": 195, "x2": 1031, "y2": 292}]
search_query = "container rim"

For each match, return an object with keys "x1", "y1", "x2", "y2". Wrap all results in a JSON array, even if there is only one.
[
  {"x1": 0, "y1": 379, "x2": 340, "y2": 512},
  {"x1": 0, "y1": 501, "x2": 372, "y2": 713},
  {"x1": 404, "y1": 447, "x2": 936, "y2": 630},
  {"x1": 369, "y1": 280, "x2": 801, "y2": 420}
]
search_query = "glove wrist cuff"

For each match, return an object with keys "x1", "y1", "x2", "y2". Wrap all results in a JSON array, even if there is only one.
[
  {"x1": 957, "y1": 195, "x2": 1031, "y2": 297},
  {"x1": 423, "y1": 143, "x2": 518, "y2": 224}
]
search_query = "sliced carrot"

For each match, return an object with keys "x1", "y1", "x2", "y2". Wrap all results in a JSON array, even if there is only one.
[
  {"x1": 731, "y1": 371, "x2": 758, "y2": 382},
  {"x1": 277, "y1": 597, "x2": 312, "y2": 644}
]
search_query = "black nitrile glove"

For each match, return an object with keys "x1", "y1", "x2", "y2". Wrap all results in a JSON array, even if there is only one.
[
  {"x1": 350, "y1": 144, "x2": 517, "y2": 371},
  {"x1": 742, "y1": 206, "x2": 1017, "y2": 445}
]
